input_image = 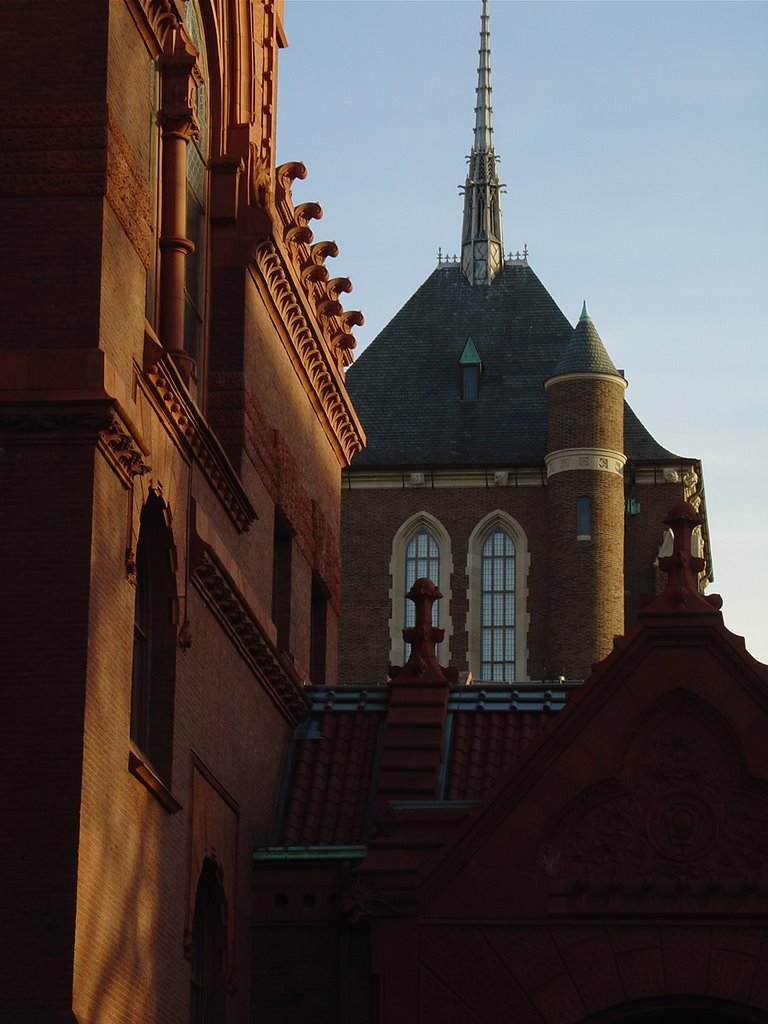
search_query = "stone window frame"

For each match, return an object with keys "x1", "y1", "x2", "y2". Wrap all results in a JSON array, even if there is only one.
[
  {"x1": 388, "y1": 512, "x2": 453, "y2": 668},
  {"x1": 466, "y1": 510, "x2": 530, "y2": 683},
  {"x1": 130, "y1": 491, "x2": 179, "y2": 799},
  {"x1": 577, "y1": 495, "x2": 592, "y2": 540}
]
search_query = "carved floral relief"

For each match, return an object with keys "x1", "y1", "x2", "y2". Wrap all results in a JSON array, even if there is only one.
[{"x1": 543, "y1": 696, "x2": 768, "y2": 903}]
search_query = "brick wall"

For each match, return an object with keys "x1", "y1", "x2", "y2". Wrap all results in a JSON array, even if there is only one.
[
  {"x1": 0, "y1": 438, "x2": 96, "y2": 1019},
  {"x1": 340, "y1": 484, "x2": 551, "y2": 683},
  {"x1": 546, "y1": 469, "x2": 626, "y2": 678},
  {"x1": 547, "y1": 376, "x2": 626, "y2": 452},
  {"x1": 1, "y1": 1, "x2": 351, "y2": 1019}
]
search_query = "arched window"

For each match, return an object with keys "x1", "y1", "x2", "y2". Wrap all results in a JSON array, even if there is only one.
[
  {"x1": 480, "y1": 528, "x2": 516, "y2": 681},
  {"x1": 189, "y1": 858, "x2": 227, "y2": 1024},
  {"x1": 467, "y1": 512, "x2": 530, "y2": 682},
  {"x1": 389, "y1": 513, "x2": 453, "y2": 666},
  {"x1": 404, "y1": 528, "x2": 440, "y2": 662},
  {"x1": 131, "y1": 492, "x2": 178, "y2": 783}
]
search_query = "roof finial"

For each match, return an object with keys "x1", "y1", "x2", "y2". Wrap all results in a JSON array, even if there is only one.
[
  {"x1": 580, "y1": 300, "x2": 591, "y2": 322},
  {"x1": 460, "y1": 0, "x2": 505, "y2": 286}
]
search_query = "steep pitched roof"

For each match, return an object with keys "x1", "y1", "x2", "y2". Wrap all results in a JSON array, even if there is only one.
[
  {"x1": 550, "y1": 300, "x2": 621, "y2": 377},
  {"x1": 346, "y1": 263, "x2": 684, "y2": 467}
]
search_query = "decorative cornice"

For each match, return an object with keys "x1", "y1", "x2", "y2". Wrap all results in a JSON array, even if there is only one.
[
  {"x1": 343, "y1": 466, "x2": 548, "y2": 490},
  {"x1": 98, "y1": 413, "x2": 151, "y2": 487},
  {"x1": 252, "y1": 239, "x2": 365, "y2": 467},
  {"x1": 142, "y1": 351, "x2": 256, "y2": 532},
  {"x1": 123, "y1": 0, "x2": 181, "y2": 56},
  {"x1": 192, "y1": 551, "x2": 308, "y2": 725},
  {"x1": 544, "y1": 372, "x2": 628, "y2": 391},
  {"x1": 272, "y1": 161, "x2": 365, "y2": 368},
  {"x1": 545, "y1": 448, "x2": 626, "y2": 478},
  {"x1": 0, "y1": 103, "x2": 108, "y2": 199},
  {"x1": 0, "y1": 403, "x2": 112, "y2": 438}
]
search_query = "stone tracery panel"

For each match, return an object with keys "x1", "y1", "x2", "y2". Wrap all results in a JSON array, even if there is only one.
[{"x1": 542, "y1": 692, "x2": 768, "y2": 908}]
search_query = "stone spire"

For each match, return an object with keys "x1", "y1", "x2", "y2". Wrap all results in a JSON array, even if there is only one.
[{"x1": 461, "y1": 0, "x2": 504, "y2": 286}]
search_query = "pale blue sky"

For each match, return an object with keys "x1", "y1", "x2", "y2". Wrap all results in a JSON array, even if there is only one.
[{"x1": 277, "y1": 0, "x2": 768, "y2": 663}]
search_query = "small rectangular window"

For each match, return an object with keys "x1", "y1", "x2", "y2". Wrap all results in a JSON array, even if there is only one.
[
  {"x1": 310, "y1": 575, "x2": 327, "y2": 685},
  {"x1": 462, "y1": 364, "x2": 479, "y2": 401},
  {"x1": 272, "y1": 513, "x2": 293, "y2": 650},
  {"x1": 577, "y1": 496, "x2": 592, "y2": 540}
]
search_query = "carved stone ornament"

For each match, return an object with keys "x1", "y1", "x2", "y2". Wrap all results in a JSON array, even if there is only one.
[
  {"x1": 0, "y1": 103, "x2": 108, "y2": 199},
  {"x1": 160, "y1": 26, "x2": 202, "y2": 141},
  {"x1": 0, "y1": 407, "x2": 111, "y2": 437},
  {"x1": 142, "y1": 356, "x2": 256, "y2": 533},
  {"x1": 135, "y1": 0, "x2": 179, "y2": 50},
  {"x1": 542, "y1": 698, "x2": 768, "y2": 904},
  {"x1": 271, "y1": 162, "x2": 365, "y2": 367},
  {"x1": 252, "y1": 240, "x2": 364, "y2": 465},
  {"x1": 341, "y1": 876, "x2": 395, "y2": 923},
  {"x1": 99, "y1": 415, "x2": 151, "y2": 486}
]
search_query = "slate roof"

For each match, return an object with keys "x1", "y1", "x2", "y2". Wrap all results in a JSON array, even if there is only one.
[
  {"x1": 550, "y1": 302, "x2": 621, "y2": 377},
  {"x1": 345, "y1": 263, "x2": 685, "y2": 467},
  {"x1": 271, "y1": 683, "x2": 576, "y2": 849}
]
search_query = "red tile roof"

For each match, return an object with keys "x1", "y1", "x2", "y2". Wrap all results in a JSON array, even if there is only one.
[{"x1": 272, "y1": 683, "x2": 578, "y2": 850}]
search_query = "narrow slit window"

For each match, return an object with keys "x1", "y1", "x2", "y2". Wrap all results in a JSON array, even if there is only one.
[
  {"x1": 461, "y1": 364, "x2": 479, "y2": 401},
  {"x1": 577, "y1": 496, "x2": 592, "y2": 539}
]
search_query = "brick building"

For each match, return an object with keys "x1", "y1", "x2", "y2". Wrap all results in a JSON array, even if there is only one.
[
  {"x1": 0, "y1": 0, "x2": 363, "y2": 1020},
  {"x1": 3, "y1": 3, "x2": 766, "y2": 1024},
  {"x1": 256, "y1": 504, "x2": 768, "y2": 1023},
  {"x1": 339, "y1": 0, "x2": 709, "y2": 685}
]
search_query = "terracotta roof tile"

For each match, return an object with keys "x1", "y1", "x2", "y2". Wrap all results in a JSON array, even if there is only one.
[
  {"x1": 277, "y1": 684, "x2": 578, "y2": 846},
  {"x1": 277, "y1": 687, "x2": 388, "y2": 846}
]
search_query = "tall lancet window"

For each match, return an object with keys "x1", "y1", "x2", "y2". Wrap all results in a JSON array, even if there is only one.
[
  {"x1": 480, "y1": 528, "x2": 516, "y2": 681},
  {"x1": 404, "y1": 529, "x2": 440, "y2": 662}
]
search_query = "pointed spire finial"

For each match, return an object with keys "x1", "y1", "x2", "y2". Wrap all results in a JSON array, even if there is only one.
[
  {"x1": 580, "y1": 300, "x2": 592, "y2": 322},
  {"x1": 461, "y1": 0, "x2": 505, "y2": 286}
]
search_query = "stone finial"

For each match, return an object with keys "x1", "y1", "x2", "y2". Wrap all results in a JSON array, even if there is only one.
[
  {"x1": 642, "y1": 502, "x2": 722, "y2": 614},
  {"x1": 388, "y1": 578, "x2": 458, "y2": 684}
]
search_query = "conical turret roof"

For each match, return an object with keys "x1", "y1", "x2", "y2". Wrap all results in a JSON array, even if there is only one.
[
  {"x1": 549, "y1": 301, "x2": 622, "y2": 378},
  {"x1": 345, "y1": 267, "x2": 681, "y2": 467}
]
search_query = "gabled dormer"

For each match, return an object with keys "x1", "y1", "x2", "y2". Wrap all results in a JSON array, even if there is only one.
[{"x1": 459, "y1": 336, "x2": 482, "y2": 400}]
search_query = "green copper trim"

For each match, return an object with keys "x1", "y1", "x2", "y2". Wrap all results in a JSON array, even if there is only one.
[
  {"x1": 579, "y1": 300, "x2": 592, "y2": 322},
  {"x1": 459, "y1": 337, "x2": 482, "y2": 365},
  {"x1": 253, "y1": 844, "x2": 368, "y2": 863}
]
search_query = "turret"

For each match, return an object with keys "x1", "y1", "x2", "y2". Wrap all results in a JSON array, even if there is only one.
[{"x1": 545, "y1": 302, "x2": 627, "y2": 678}]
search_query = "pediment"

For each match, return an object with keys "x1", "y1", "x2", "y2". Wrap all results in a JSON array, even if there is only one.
[{"x1": 418, "y1": 623, "x2": 768, "y2": 919}]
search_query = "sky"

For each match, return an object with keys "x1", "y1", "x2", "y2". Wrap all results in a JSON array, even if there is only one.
[{"x1": 276, "y1": 0, "x2": 768, "y2": 664}]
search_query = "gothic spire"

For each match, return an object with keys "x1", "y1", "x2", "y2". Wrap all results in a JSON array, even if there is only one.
[{"x1": 461, "y1": 0, "x2": 504, "y2": 286}]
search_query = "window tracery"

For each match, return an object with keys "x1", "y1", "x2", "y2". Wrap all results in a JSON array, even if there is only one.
[
  {"x1": 467, "y1": 511, "x2": 529, "y2": 682},
  {"x1": 389, "y1": 513, "x2": 453, "y2": 668}
]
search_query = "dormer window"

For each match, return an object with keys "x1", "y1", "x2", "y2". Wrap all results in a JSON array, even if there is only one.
[{"x1": 459, "y1": 337, "x2": 482, "y2": 401}]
